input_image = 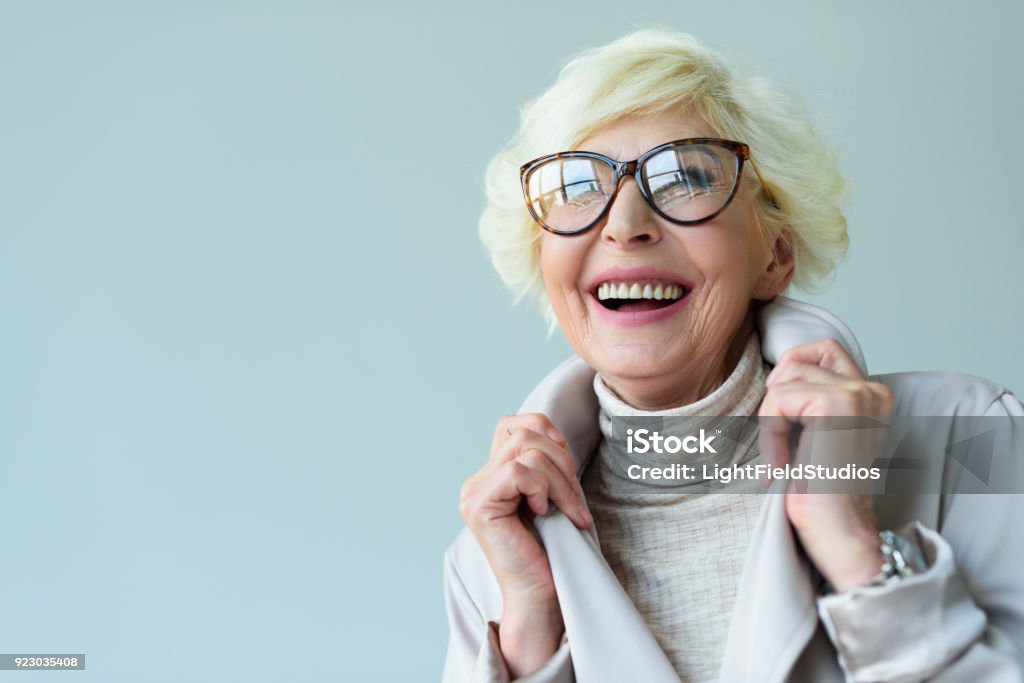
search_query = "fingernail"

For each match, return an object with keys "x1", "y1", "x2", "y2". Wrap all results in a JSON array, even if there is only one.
[
  {"x1": 548, "y1": 428, "x2": 566, "y2": 444},
  {"x1": 582, "y1": 507, "x2": 593, "y2": 525}
]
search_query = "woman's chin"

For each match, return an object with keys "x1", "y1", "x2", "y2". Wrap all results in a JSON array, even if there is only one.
[{"x1": 588, "y1": 344, "x2": 686, "y2": 382}]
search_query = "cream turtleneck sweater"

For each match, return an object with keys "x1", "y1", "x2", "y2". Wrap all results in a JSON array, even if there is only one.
[{"x1": 580, "y1": 331, "x2": 771, "y2": 683}]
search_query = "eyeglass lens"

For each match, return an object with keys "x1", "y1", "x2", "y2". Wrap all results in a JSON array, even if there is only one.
[{"x1": 526, "y1": 143, "x2": 739, "y2": 233}]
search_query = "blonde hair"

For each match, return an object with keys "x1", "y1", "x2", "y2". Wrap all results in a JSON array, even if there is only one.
[{"x1": 478, "y1": 28, "x2": 850, "y2": 325}]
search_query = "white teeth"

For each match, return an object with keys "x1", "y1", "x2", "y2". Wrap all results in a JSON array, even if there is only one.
[{"x1": 595, "y1": 281, "x2": 687, "y2": 301}]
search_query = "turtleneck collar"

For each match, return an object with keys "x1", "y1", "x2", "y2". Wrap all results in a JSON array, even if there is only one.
[
  {"x1": 588, "y1": 331, "x2": 770, "y2": 494},
  {"x1": 594, "y1": 331, "x2": 767, "y2": 419}
]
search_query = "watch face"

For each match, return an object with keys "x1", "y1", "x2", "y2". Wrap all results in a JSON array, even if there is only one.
[{"x1": 888, "y1": 530, "x2": 928, "y2": 573}]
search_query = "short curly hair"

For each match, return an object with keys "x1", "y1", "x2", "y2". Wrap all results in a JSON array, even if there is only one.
[{"x1": 478, "y1": 28, "x2": 850, "y2": 326}]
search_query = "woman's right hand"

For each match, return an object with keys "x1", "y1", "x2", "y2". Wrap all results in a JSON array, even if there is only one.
[{"x1": 458, "y1": 413, "x2": 592, "y2": 676}]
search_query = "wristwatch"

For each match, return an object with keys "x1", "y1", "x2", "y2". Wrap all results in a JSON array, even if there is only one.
[{"x1": 866, "y1": 529, "x2": 929, "y2": 587}]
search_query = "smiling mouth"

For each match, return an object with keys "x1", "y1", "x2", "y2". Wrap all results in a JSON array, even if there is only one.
[{"x1": 594, "y1": 280, "x2": 689, "y2": 312}]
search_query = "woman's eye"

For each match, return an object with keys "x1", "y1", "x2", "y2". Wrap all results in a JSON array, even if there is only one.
[
  {"x1": 682, "y1": 166, "x2": 715, "y2": 189},
  {"x1": 564, "y1": 181, "x2": 605, "y2": 205},
  {"x1": 655, "y1": 167, "x2": 719, "y2": 201}
]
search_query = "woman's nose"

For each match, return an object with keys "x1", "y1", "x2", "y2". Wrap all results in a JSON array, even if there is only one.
[{"x1": 600, "y1": 176, "x2": 664, "y2": 247}]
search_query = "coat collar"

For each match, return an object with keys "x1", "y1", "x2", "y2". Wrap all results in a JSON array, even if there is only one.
[{"x1": 521, "y1": 296, "x2": 867, "y2": 682}]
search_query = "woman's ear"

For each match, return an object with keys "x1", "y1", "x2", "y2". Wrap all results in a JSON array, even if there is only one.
[{"x1": 753, "y1": 232, "x2": 795, "y2": 301}]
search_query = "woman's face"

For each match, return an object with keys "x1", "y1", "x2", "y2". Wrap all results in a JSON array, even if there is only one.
[{"x1": 539, "y1": 109, "x2": 792, "y2": 409}]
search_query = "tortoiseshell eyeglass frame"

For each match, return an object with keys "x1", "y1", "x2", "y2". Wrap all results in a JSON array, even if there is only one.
[{"x1": 518, "y1": 137, "x2": 776, "y2": 236}]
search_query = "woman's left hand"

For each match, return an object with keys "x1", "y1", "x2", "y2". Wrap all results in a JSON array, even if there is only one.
[{"x1": 759, "y1": 338, "x2": 893, "y2": 593}]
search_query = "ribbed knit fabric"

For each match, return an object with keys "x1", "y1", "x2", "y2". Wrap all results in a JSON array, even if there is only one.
[{"x1": 580, "y1": 332, "x2": 771, "y2": 683}]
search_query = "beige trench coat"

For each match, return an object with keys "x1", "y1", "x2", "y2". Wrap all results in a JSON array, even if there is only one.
[{"x1": 442, "y1": 296, "x2": 1024, "y2": 682}]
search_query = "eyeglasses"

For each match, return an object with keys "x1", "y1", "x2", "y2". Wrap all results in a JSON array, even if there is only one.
[{"x1": 519, "y1": 137, "x2": 772, "y2": 235}]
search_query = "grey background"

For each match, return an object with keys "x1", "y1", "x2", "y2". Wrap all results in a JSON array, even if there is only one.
[{"x1": 1, "y1": 1, "x2": 1021, "y2": 681}]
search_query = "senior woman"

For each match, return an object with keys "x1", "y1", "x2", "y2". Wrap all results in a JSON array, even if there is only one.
[{"x1": 442, "y1": 29, "x2": 1024, "y2": 683}]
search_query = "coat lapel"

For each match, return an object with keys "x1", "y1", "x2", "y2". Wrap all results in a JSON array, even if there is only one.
[
  {"x1": 715, "y1": 494, "x2": 820, "y2": 682},
  {"x1": 522, "y1": 356, "x2": 682, "y2": 681},
  {"x1": 518, "y1": 296, "x2": 868, "y2": 682},
  {"x1": 717, "y1": 297, "x2": 871, "y2": 681}
]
